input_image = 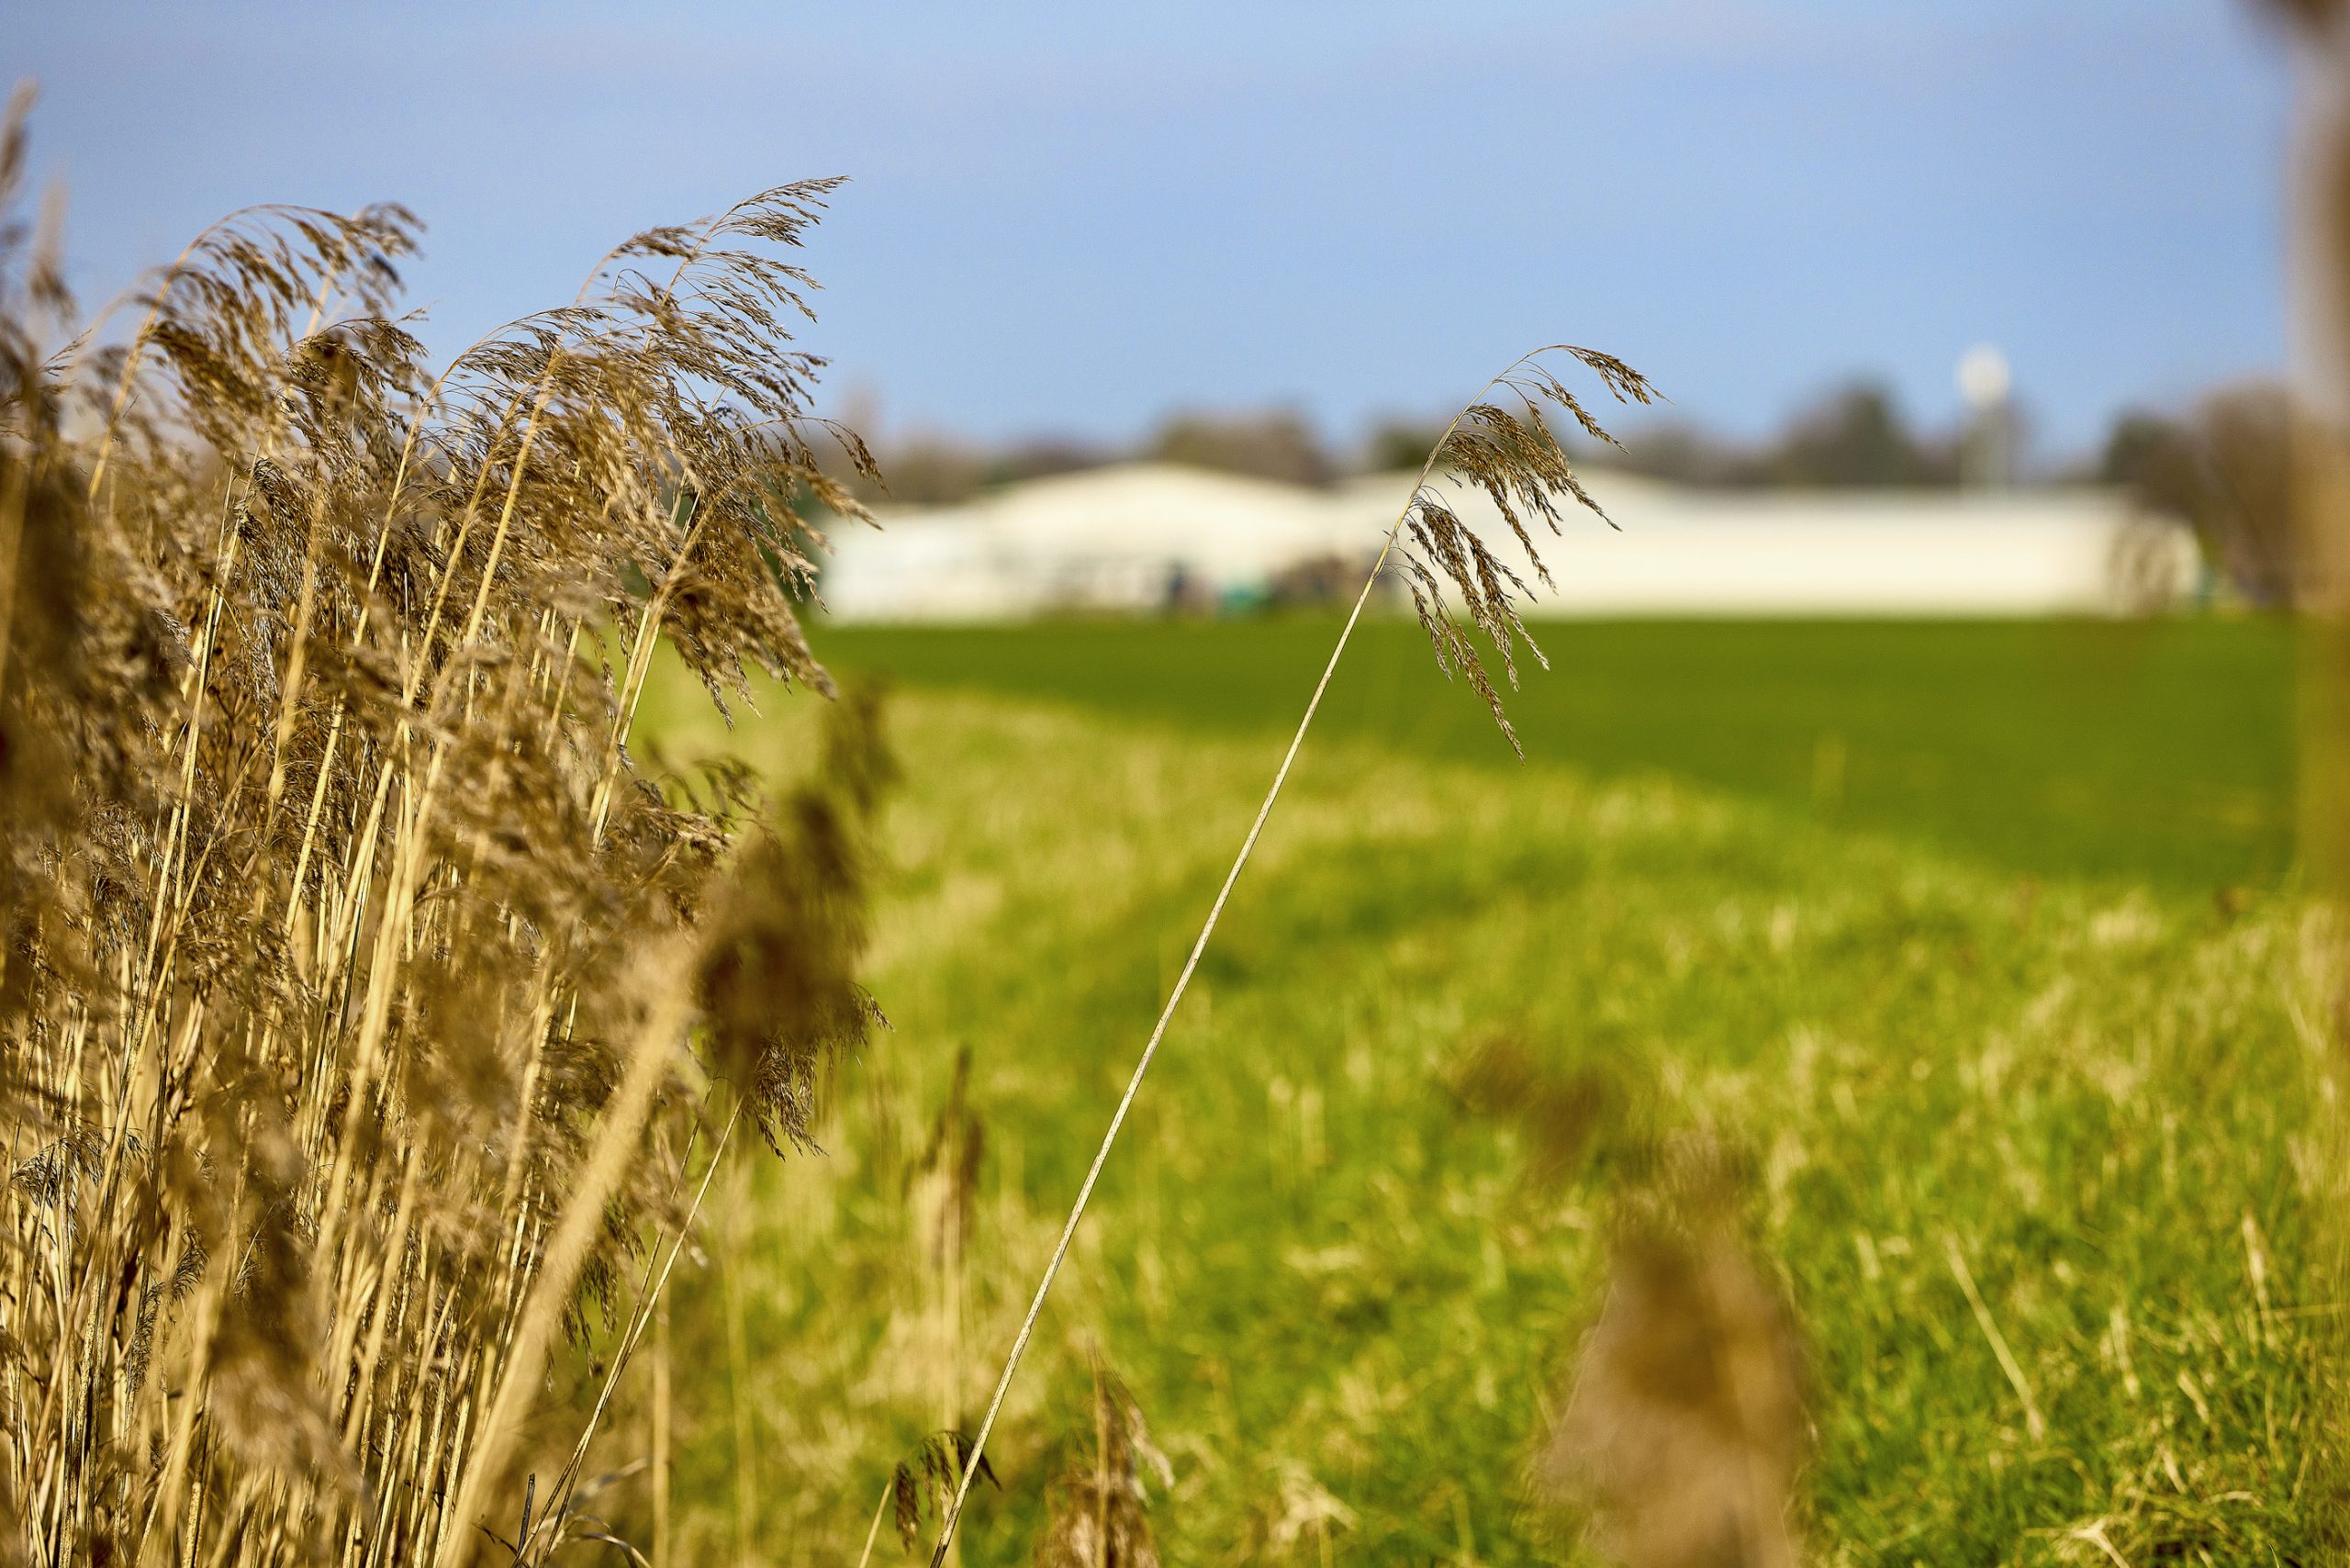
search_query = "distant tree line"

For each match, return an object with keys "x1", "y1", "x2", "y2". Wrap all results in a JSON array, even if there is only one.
[
  {"x1": 1356, "y1": 381, "x2": 2010, "y2": 491},
  {"x1": 837, "y1": 379, "x2": 2042, "y2": 502},
  {"x1": 823, "y1": 409, "x2": 1331, "y2": 506},
  {"x1": 1584, "y1": 383, "x2": 1974, "y2": 488}
]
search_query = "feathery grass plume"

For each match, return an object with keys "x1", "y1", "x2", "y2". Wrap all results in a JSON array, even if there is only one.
[
  {"x1": 926, "y1": 343, "x2": 1651, "y2": 1562},
  {"x1": 1396, "y1": 347, "x2": 1657, "y2": 756},
  {"x1": 1535, "y1": 1136, "x2": 1808, "y2": 1568},
  {"x1": 0, "y1": 82, "x2": 882, "y2": 1566},
  {"x1": 885, "y1": 1432, "x2": 999, "y2": 1556},
  {"x1": 1034, "y1": 1352, "x2": 1171, "y2": 1568}
]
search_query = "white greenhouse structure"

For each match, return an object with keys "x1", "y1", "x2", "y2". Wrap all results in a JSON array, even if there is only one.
[{"x1": 814, "y1": 463, "x2": 2200, "y2": 622}]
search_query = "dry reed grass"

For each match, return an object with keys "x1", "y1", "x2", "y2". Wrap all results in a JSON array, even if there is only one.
[{"x1": 0, "y1": 86, "x2": 884, "y2": 1566}]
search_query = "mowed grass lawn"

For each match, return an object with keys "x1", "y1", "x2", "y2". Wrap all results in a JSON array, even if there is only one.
[{"x1": 636, "y1": 617, "x2": 2338, "y2": 1566}]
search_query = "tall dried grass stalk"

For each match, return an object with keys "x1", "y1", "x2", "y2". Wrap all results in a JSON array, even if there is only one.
[
  {"x1": 926, "y1": 344, "x2": 1655, "y2": 1561},
  {"x1": 0, "y1": 86, "x2": 885, "y2": 1566}
]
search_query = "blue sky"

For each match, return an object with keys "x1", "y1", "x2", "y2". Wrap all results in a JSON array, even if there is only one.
[{"x1": 16, "y1": 1, "x2": 2293, "y2": 456}]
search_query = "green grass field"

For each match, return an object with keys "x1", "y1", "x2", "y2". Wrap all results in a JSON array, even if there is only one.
[
  {"x1": 637, "y1": 617, "x2": 2338, "y2": 1566},
  {"x1": 808, "y1": 616, "x2": 2299, "y2": 890}
]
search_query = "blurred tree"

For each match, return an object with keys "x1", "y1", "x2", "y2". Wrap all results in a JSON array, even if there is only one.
[
  {"x1": 815, "y1": 431, "x2": 1115, "y2": 509},
  {"x1": 1569, "y1": 383, "x2": 1964, "y2": 490},
  {"x1": 2101, "y1": 385, "x2": 2292, "y2": 607},
  {"x1": 1147, "y1": 408, "x2": 1333, "y2": 486},
  {"x1": 875, "y1": 435, "x2": 989, "y2": 506},
  {"x1": 1763, "y1": 382, "x2": 1956, "y2": 487},
  {"x1": 1363, "y1": 419, "x2": 1450, "y2": 475},
  {"x1": 981, "y1": 436, "x2": 1114, "y2": 488},
  {"x1": 1607, "y1": 419, "x2": 1750, "y2": 487}
]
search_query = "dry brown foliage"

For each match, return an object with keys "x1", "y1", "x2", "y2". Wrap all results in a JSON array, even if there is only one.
[
  {"x1": 1034, "y1": 1354, "x2": 1171, "y2": 1568},
  {"x1": 0, "y1": 85, "x2": 883, "y2": 1566},
  {"x1": 1447, "y1": 1032, "x2": 1619, "y2": 1193},
  {"x1": 2266, "y1": 0, "x2": 2348, "y2": 29},
  {"x1": 1537, "y1": 1139, "x2": 1809, "y2": 1568}
]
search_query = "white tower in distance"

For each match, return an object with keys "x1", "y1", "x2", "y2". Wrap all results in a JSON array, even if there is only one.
[{"x1": 1957, "y1": 343, "x2": 2013, "y2": 489}]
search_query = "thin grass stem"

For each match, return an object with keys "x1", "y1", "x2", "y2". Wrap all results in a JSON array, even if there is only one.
[{"x1": 923, "y1": 346, "x2": 1638, "y2": 1562}]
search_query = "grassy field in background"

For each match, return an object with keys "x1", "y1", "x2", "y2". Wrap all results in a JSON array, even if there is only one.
[
  {"x1": 807, "y1": 617, "x2": 2299, "y2": 890},
  {"x1": 635, "y1": 619, "x2": 2336, "y2": 1566}
]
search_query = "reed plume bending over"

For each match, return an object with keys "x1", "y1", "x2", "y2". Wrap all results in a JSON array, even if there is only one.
[
  {"x1": 0, "y1": 87, "x2": 886, "y2": 1566},
  {"x1": 927, "y1": 342, "x2": 1658, "y2": 1562}
]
